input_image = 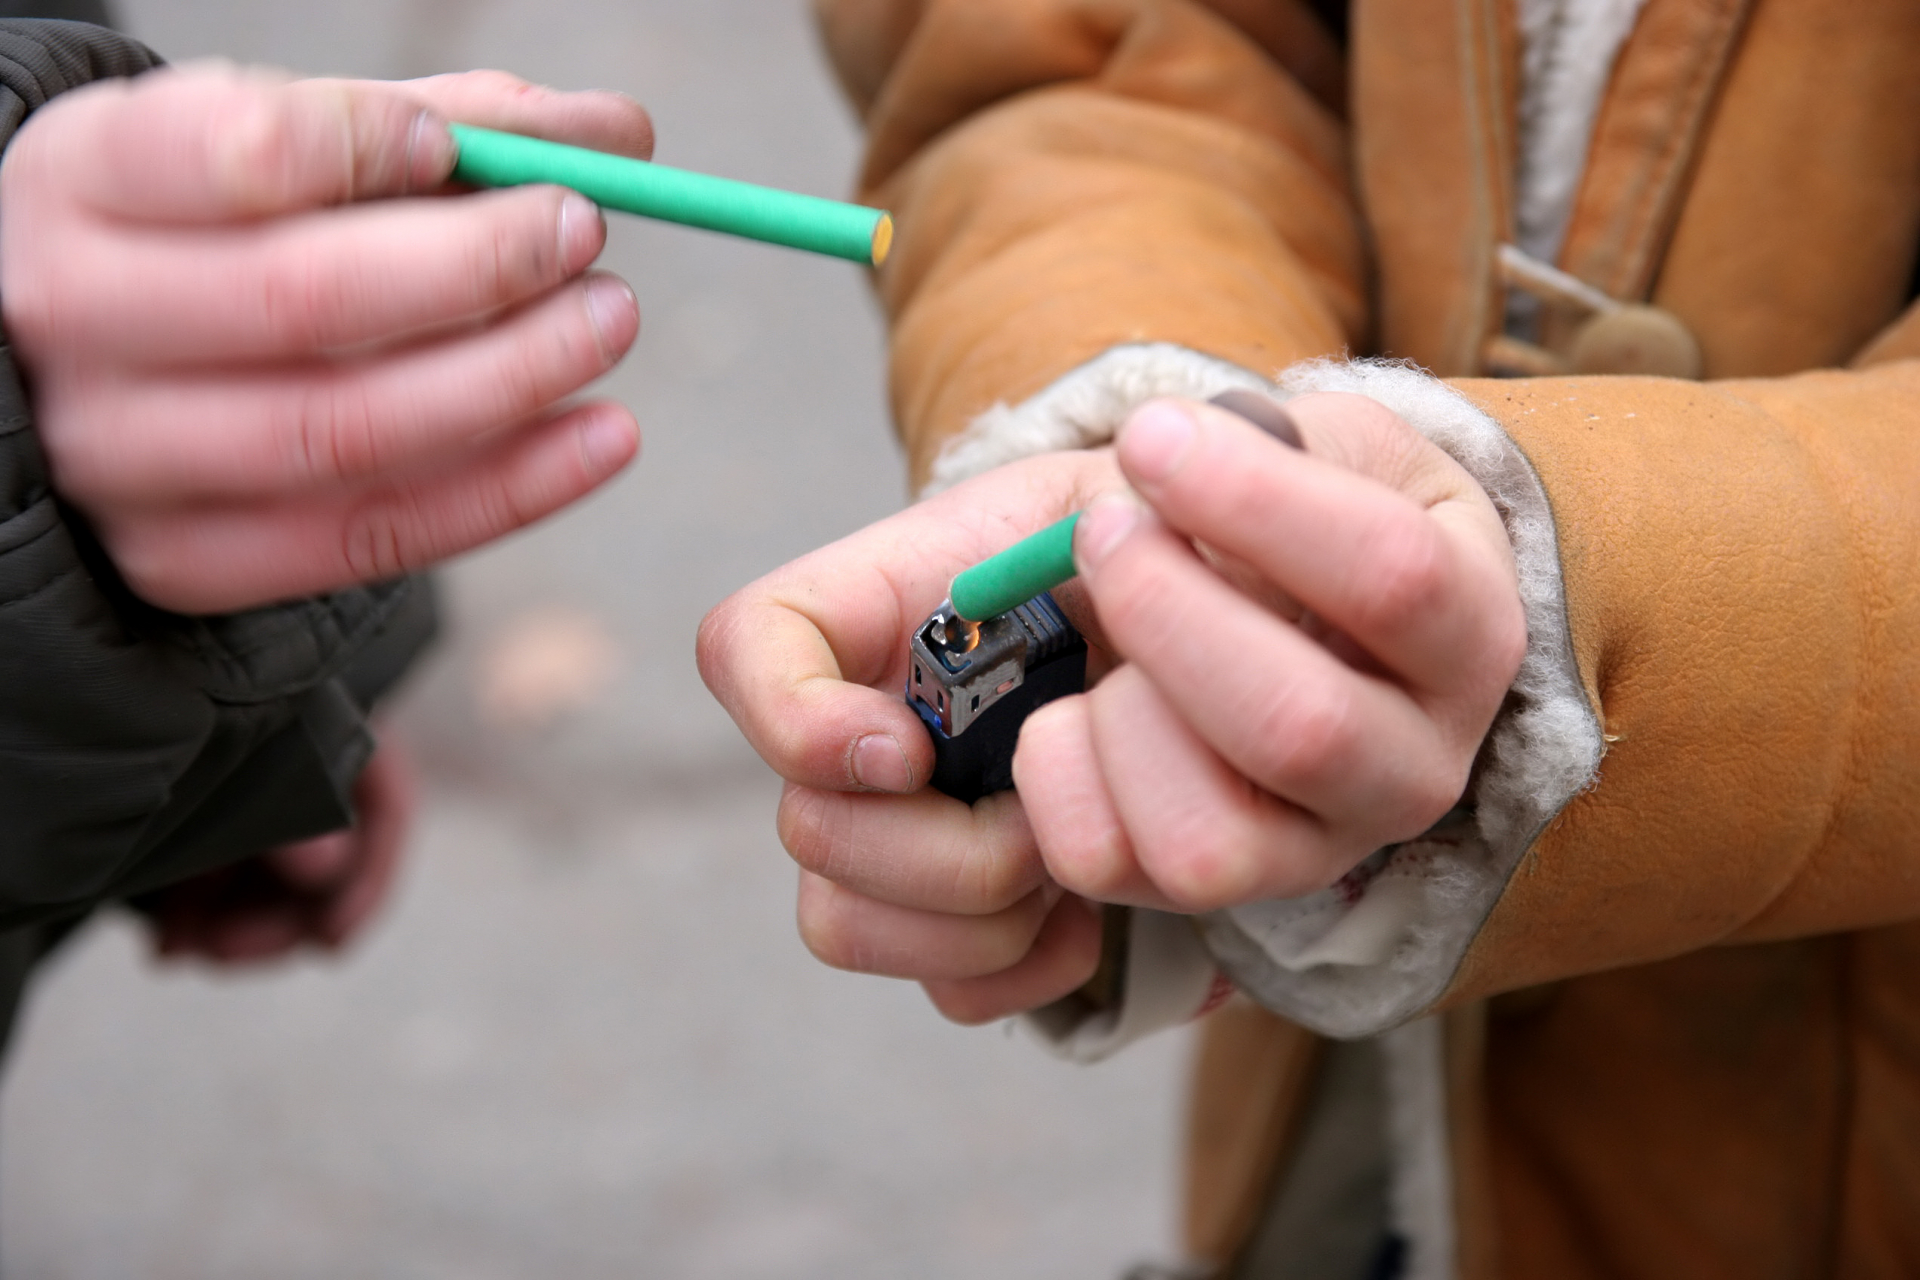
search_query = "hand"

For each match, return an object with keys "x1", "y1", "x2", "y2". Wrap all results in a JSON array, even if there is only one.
[
  {"x1": 1016, "y1": 393, "x2": 1525, "y2": 918},
  {"x1": 702, "y1": 392, "x2": 1524, "y2": 1026},
  {"x1": 138, "y1": 736, "x2": 416, "y2": 964},
  {"x1": 699, "y1": 448, "x2": 1125, "y2": 1020},
  {"x1": 1, "y1": 64, "x2": 653, "y2": 613}
]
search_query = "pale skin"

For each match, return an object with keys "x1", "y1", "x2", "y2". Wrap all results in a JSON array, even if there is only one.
[
  {"x1": 700, "y1": 393, "x2": 1527, "y2": 1023},
  {"x1": 2, "y1": 63, "x2": 657, "y2": 961}
]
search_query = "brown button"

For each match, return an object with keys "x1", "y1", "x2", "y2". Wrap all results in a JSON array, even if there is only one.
[{"x1": 1570, "y1": 305, "x2": 1703, "y2": 379}]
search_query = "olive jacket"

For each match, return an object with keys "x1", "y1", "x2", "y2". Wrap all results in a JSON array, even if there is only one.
[
  {"x1": 814, "y1": 0, "x2": 1920, "y2": 1276},
  {"x1": 0, "y1": 19, "x2": 434, "y2": 1052}
]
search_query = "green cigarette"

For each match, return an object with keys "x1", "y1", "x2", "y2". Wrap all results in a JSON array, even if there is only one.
[
  {"x1": 448, "y1": 124, "x2": 893, "y2": 266},
  {"x1": 950, "y1": 513, "x2": 1082, "y2": 623}
]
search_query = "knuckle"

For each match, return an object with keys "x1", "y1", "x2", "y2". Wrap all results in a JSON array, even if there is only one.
[
  {"x1": 1352, "y1": 520, "x2": 1449, "y2": 637},
  {"x1": 1043, "y1": 824, "x2": 1133, "y2": 900},
  {"x1": 763, "y1": 717, "x2": 830, "y2": 786},
  {"x1": 693, "y1": 598, "x2": 746, "y2": 692},
  {"x1": 794, "y1": 882, "x2": 901, "y2": 976},
  {"x1": 1147, "y1": 804, "x2": 1267, "y2": 910},
  {"x1": 629, "y1": 107, "x2": 657, "y2": 160},
  {"x1": 1484, "y1": 596, "x2": 1530, "y2": 684},
  {"x1": 775, "y1": 787, "x2": 847, "y2": 879},
  {"x1": 0, "y1": 245, "x2": 60, "y2": 350},
  {"x1": 292, "y1": 375, "x2": 384, "y2": 483},
  {"x1": 471, "y1": 199, "x2": 555, "y2": 304},
  {"x1": 99, "y1": 519, "x2": 175, "y2": 603},
  {"x1": 486, "y1": 328, "x2": 573, "y2": 423},
  {"x1": 478, "y1": 463, "x2": 545, "y2": 538},
  {"x1": 31, "y1": 392, "x2": 117, "y2": 500},
  {"x1": 794, "y1": 902, "x2": 857, "y2": 971},
  {"x1": 946, "y1": 839, "x2": 1036, "y2": 915},
  {"x1": 257, "y1": 250, "x2": 346, "y2": 353},
  {"x1": 1091, "y1": 553, "x2": 1183, "y2": 653},
  {"x1": 972, "y1": 906, "x2": 1041, "y2": 972},
  {"x1": 215, "y1": 99, "x2": 308, "y2": 211},
  {"x1": 338, "y1": 494, "x2": 411, "y2": 583},
  {"x1": 1394, "y1": 758, "x2": 1470, "y2": 838},
  {"x1": 924, "y1": 982, "x2": 1002, "y2": 1028},
  {"x1": 465, "y1": 68, "x2": 534, "y2": 98},
  {"x1": 1247, "y1": 680, "x2": 1359, "y2": 792}
]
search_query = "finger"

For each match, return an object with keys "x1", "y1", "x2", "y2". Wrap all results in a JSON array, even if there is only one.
[
  {"x1": 56, "y1": 272, "x2": 637, "y2": 505},
  {"x1": 1114, "y1": 396, "x2": 1524, "y2": 698},
  {"x1": 179, "y1": 907, "x2": 313, "y2": 965},
  {"x1": 1087, "y1": 665, "x2": 1347, "y2": 909},
  {"x1": 398, "y1": 70, "x2": 655, "y2": 159},
  {"x1": 698, "y1": 579, "x2": 936, "y2": 793},
  {"x1": 1076, "y1": 497, "x2": 1463, "y2": 833},
  {"x1": 53, "y1": 65, "x2": 459, "y2": 221},
  {"x1": 796, "y1": 871, "x2": 1056, "y2": 981},
  {"x1": 268, "y1": 830, "x2": 358, "y2": 889},
  {"x1": 318, "y1": 737, "x2": 415, "y2": 946},
  {"x1": 62, "y1": 186, "x2": 608, "y2": 363},
  {"x1": 1012, "y1": 696, "x2": 1181, "y2": 910},
  {"x1": 778, "y1": 783, "x2": 1043, "y2": 915},
  {"x1": 101, "y1": 399, "x2": 639, "y2": 613},
  {"x1": 697, "y1": 449, "x2": 1120, "y2": 791},
  {"x1": 923, "y1": 894, "x2": 1104, "y2": 1025}
]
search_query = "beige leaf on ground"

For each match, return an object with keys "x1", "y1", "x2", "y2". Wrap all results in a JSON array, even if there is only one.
[{"x1": 474, "y1": 607, "x2": 625, "y2": 731}]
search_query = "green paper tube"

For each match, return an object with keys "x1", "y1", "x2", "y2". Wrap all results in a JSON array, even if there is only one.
[
  {"x1": 448, "y1": 124, "x2": 893, "y2": 266},
  {"x1": 950, "y1": 513, "x2": 1082, "y2": 623}
]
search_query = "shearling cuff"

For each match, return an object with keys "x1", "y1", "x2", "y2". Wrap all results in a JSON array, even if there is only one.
[
  {"x1": 921, "y1": 343, "x2": 1274, "y2": 495},
  {"x1": 1024, "y1": 908, "x2": 1223, "y2": 1064},
  {"x1": 956, "y1": 347, "x2": 1603, "y2": 1045}
]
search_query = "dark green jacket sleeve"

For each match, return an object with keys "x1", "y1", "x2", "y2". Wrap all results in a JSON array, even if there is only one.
[{"x1": 0, "y1": 20, "x2": 437, "y2": 930}]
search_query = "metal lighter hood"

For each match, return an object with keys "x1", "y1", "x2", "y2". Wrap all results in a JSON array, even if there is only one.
[{"x1": 907, "y1": 592, "x2": 1087, "y2": 802}]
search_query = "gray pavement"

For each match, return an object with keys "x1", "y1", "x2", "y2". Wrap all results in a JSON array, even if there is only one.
[{"x1": 0, "y1": 3, "x2": 1191, "y2": 1277}]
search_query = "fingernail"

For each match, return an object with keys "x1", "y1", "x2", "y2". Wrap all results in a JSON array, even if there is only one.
[
  {"x1": 1074, "y1": 492, "x2": 1145, "y2": 573},
  {"x1": 577, "y1": 411, "x2": 637, "y2": 475},
  {"x1": 1119, "y1": 400, "x2": 1197, "y2": 484},
  {"x1": 1209, "y1": 389, "x2": 1304, "y2": 449},
  {"x1": 558, "y1": 192, "x2": 605, "y2": 274},
  {"x1": 407, "y1": 111, "x2": 456, "y2": 191},
  {"x1": 584, "y1": 273, "x2": 639, "y2": 360},
  {"x1": 851, "y1": 733, "x2": 914, "y2": 793}
]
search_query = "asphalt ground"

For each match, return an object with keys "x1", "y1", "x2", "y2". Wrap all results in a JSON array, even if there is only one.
[{"x1": 0, "y1": 3, "x2": 1192, "y2": 1277}]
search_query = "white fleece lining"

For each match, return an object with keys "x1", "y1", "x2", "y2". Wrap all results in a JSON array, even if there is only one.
[
  {"x1": 919, "y1": 343, "x2": 1273, "y2": 497},
  {"x1": 1513, "y1": 0, "x2": 1649, "y2": 267},
  {"x1": 1026, "y1": 909, "x2": 1221, "y2": 1065},
  {"x1": 1382, "y1": 1018, "x2": 1454, "y2": 1280}
]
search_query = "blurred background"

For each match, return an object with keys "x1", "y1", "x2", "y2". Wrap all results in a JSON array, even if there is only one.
[{"x1": 0, "y1": 2, "x2": 1191, "y2": 1278}]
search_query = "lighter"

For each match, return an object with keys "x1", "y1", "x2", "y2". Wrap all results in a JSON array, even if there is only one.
[{"x1": 907, "y1": 591, "x2": 1086, "y2": 802}]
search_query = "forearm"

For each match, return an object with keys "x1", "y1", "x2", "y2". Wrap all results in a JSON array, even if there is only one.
[
  {"x1": 976, "y1": 356, "x2": 1920, "y2": 1042},
  {"x1": 1443, "y1": 361, "x2": 1920, "y2": 999},
  {"x1": 819, "y1": 0, "x2": 1366, "y2": 485}
]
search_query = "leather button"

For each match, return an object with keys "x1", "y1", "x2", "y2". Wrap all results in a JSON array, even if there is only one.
[{"x1": 1570, "y1": 305, "x2": 1703, "y2": 378}]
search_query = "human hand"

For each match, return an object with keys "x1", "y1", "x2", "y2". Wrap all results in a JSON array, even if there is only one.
[
  {"x1": 699, "y1": 392, "x2": 1524, "y2": 1025},
  {"x1": 138, "y1": 735, "x2": 415, "y2": 964},
  {"x1": 1016, "y1": 393, "x2": 1525, "y2": 917},
  {"x1": 699, "y1": 448, "x2": 1126, "y2": 1019},
  {"x1": 1, "y1": 64, "x2": 653, "y2": 613}
]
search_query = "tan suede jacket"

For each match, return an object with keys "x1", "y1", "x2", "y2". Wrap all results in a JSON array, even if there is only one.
[{"x1": 814, "y1": 1, "x2": 1920, "y2": 1276}]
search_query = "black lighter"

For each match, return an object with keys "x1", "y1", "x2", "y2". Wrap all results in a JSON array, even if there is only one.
[{"x1": 906, "y1": 591, "x2": 1088, "y2": 803}]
